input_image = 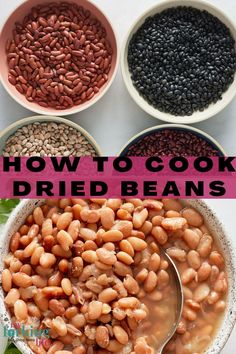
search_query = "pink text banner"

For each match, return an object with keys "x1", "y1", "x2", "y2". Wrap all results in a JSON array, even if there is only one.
[{"x1": 0, "y1": 156, "x2": 235, "y2": 198}]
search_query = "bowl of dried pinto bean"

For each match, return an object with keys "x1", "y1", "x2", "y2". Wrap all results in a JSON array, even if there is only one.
[
  {"x1": 0, "y1": 115, "x2": 102, "y2": 157},
  {"x1": 118, "y1": 124, "x2": 226, "y2": 157},
  {"x1": 0, "y1": 198, "x2": 235, "y2": 354},
  {"x1": 0, "y1": 0, "x2": 118, "y2": 116}
]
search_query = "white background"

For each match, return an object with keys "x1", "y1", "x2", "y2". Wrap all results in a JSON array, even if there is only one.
[{"x1": 0, "y1": 0, "x2": 236, "y2": 353}]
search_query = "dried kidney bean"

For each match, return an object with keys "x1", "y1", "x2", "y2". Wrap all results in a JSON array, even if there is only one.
[
  {"x1": 124, "y1": 129, "x2": 221, "y2": 157},
  {"x1": 6, "y1": 2, "x2": 113, "y2": 110}
]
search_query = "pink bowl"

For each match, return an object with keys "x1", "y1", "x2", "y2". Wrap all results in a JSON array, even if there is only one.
[{"x1": 0, "y1": 0, "x2": 118, "y2": 116}]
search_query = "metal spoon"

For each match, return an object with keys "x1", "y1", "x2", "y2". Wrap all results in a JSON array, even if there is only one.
[{"x1": 157, "y1": 249, "x2": 184, "y2": 354}]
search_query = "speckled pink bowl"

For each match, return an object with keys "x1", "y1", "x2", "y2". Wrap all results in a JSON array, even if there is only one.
[
  {"x1": 0, "y1": 199, "x2": 235, "y2": 354},
  {"x1": 0, "y1": 0, "x2": 118, "y2": 116}
]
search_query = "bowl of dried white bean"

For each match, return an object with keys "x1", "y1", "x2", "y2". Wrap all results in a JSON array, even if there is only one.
[
  {"x1": 0, "y1": 198, "x2": 235, "y2": 354},
  {"x1": 0, "y1": 0, "x2": 118, "y2": 116},
  {"x1": 0, "y1": 116, "x2": 102, "y2": 157}
]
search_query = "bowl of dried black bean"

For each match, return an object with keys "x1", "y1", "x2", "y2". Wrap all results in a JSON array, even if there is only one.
[
  {"x1": 0, "y1": 116, "x2": 102, "y2": 157},
  {"x1": 121, "y1": 0, "x2": 236, "y2": 124},
  {"x1": 118, "y1": 124, "x2": 226, "y2": 157}
]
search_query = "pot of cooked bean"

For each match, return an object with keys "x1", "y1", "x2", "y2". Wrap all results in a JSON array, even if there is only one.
[{"x1": 0, "y1": 198, "x2": 235, "y2": 354}]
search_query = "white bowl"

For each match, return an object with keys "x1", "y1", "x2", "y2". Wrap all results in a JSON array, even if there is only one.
[
  {"x1": 0, "y1": 116, "x2": 102, "y2": 156},
  {"x1": 0, "y1": 199, "x2": 235, "y2": 354},
  {"x1": 118, "y1": 124, "x2": 226, "y2": 156},
  {"x1": 121, "y1": 0, "x2": 236, "y2": 124}
]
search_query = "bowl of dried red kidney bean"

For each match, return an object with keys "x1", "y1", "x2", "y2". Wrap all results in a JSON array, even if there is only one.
[
  {"x1": 0, "y1": 0, "x2": 118, "y2": 116},
  {"x1": 121, "y1": 0, "x2": 236, "y2": 124},
  {"x1": 119, "y1": 124, "x2": 226, "y2": 157},
  {"x1": 0, "y1": 198, "x2": 235, "y2": 354}
]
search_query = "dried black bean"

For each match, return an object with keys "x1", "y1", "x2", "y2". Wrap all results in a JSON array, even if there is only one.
[
  {"x1": 124, "y1": 129, "x2": 221, "y2": 157},
  {"x1": 128, "y1": 6, "x2": 236, "y2": 116}
]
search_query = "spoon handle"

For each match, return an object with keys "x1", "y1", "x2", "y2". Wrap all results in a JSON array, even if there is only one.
[{"x1": 157, "y1": 345, "x2": 164, "y2": 354}]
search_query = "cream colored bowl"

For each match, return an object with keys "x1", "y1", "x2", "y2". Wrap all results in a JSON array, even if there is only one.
[{"x1": 121, "y1": 0, "x2": 236, "y2": 124}]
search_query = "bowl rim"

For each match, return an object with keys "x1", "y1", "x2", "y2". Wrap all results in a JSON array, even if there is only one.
[
  {"x1": 0, "y1": 0, "x2": 119, "y2": 117},
  {"x1": 0, "y1": 198, "x2": 236, "y2": 354},
  {"x1": 120, "y1": 0, "x2": 236, "y2": 124},
  {"x1": 0, "y1": 115, "x2": 103, "y2": 156},
  {"x1": 117, "y1": 123, "x2": 227, "y2": 156}
]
